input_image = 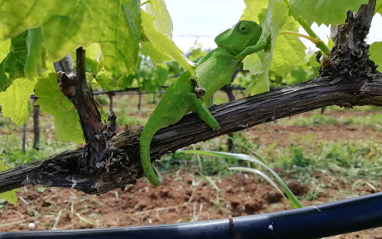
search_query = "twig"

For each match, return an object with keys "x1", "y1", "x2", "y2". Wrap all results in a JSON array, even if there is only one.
[
  {"x1": 32, "y1": 99, "x2": 40, "y2": 150},
  {"x1": 22, "y1": 124, "x2": 26, "y2": 152}
]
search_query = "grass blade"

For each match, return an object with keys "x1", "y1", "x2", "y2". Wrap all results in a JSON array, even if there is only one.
[{"x1": 184, "y1": 150, "x2": 303, "y2": 209}]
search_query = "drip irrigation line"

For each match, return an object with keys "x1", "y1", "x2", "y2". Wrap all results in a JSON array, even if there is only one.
[{"x1": 1, "y1": 192, "x2": 382, "y2": 239}]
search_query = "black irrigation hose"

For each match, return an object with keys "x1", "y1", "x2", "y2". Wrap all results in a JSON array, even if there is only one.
[{"x1": 2, "y1": 192, "x2": 382, "y2": 239}]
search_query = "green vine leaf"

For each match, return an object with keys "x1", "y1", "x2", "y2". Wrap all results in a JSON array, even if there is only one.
[
  {"x1": 0, "y1": 39, "x2": 10, "y2": 62},
  {"x1": 140, "y1": 10, "x2": 195, "y2": 75},
  {"x1": 0, "y1": 189, "x2": 18, "y2": 206},
  {"x1": 145, "y1": 0, "x2": 173, "y2": 38},
  {"x1": 289, "y1": 0, "x2": 368, "y2": 26},
  {"x1": 0, "y1": 31, "x2": 28, "y2": 91},
  {"x1": 270, "y1": 35, "x2": 306, "y2": 74},
  {"x1": 0, "y1": 78, "x2": 36, "y2": 126},
  {"x1": 0, "y1": 28, "x2": 45, "y2": 92},
  {"x1": 242, "y1": 1, "x2": 300, "y2": 95},
  {"x1": 94, "y1": 71, "x2": 112, "y2": 91},
  {"x1": 376, "y1": 0, "x2": 382, "y2": 15},
  {"x1": 370, "y1": 42, "x2": 382, "y2": 72},
  {"x1": 0, "y1": 0, "x2": 141, "y2": 79},
  {"x1": 34, "y1": 74, "x2": 84, "y2": 144},
  {"x1": 24, "y1": 27, "x2": 44, "y2": 80},
  {"x1": 270, "y1": 13, "x2": 306, "y2": 75},
  {"x1": 241, "y1": 0, "x2": 269, "y2": 23}
]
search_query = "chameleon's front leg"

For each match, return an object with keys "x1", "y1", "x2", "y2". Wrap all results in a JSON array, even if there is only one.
[
  {"x1": 187, "y1": 92, "x2": 220, "y2": 131},
  {"x1": 235, "y1": 35, "x2": 271, "y2": 60}
]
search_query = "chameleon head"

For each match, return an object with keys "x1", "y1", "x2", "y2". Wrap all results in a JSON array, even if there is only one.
[{"x1": 215, "y1": 20, "x2": 263, "y2": 55}]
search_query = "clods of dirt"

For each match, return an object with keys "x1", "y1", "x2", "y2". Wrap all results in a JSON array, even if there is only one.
[
  {"x1": 0, "y1": 171, "x2": 380, "y2": 238},
  {"x1": 0, "y1": 173, "x2": 299, "y2": 232}
]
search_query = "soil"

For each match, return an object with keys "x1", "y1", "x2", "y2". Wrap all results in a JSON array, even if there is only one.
[
  {"x1": 0, "y1": 172, "x2": 381, "y2": 238},
  {"x1": 1, "y1": 102, "x2": 382, "y2": 238}
]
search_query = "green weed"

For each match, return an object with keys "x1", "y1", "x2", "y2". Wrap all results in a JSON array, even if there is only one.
[
  {"x1": 154, "y1": 129, "x2": 382, "y2": 194},
  {"x1": 327, "y1": 105, "x2": 382, "y2": 112},
  {"x1": 185, "y1": 150, "x2": 303, "y2": 209},
  {"x1": 95, "y1": 95, "x2": 109, "y2": 106},
  {"x1": 0, "y1": 116, "x2": 11, "y2": 127}
]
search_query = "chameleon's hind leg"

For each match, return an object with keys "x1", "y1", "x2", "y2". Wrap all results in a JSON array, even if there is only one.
[{"x1": 187, "y1": 93, "x2": 220, "y2": 131}]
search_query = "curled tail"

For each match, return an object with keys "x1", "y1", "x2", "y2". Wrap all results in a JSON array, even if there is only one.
[{"x1": 140, "y1": 121, "x2": 163, "y2": 186}]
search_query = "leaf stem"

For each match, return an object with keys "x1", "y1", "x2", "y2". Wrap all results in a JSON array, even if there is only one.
[
  {"x1": 282, "y1": 0, "x2": 330, "y2": 55},
  {"x1": 375, "y1": 3, "x2": 382, "y2": 13},
  {"x1": 298, "y1": 19, "x2": 330, "y2": 56},
  {"x1": 141, "y1": 0, "x2": 150, "y2": 6},
  {"x1": 279, "y1": 31, "x2": 317, "y2": 43}
]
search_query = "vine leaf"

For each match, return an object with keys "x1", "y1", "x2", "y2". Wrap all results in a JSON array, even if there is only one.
[
  {"x1": 145, "y1": 0, "x2": 173, "y2": 38},
  {"x1": 140, "y1": 10, "x2": 195, "y2": 75},
  {"x1": 0, "y1": 39, "x2": 10, "y2": 62},
  {"x1": 242, "y1": 1, "x2": 306, "y2": 95},
  {"x1": 289, "y1": 0, "x2": 368, "y2": 26},
  {"x1": 0, "y1": 32, "x2": 28, "y2": 91},
  {"x1": 0, "y1": 28, "x2": 45, "y2": 92},
  {"x1": 93, "y1": 71, "x2": 112, "y2": 91},
  {"x1": 370, "y1": 42, "x2": 382, "y2": 71},
  {"x1": 24, "y1": 27, "x2": 44, "y2": 80},
  {"x1": 269, "y1": 16, "x2": 306, "y2": 74},
  {"x1": 241, "y1": 0, "x2": 269, "y2": 23},
  {"x1": 34, "y1": 74, "x2": 84, "y2": 144},
  {"x1": 143, "y1": 66, "x2": 168, "y2": 92},
  {"x1": 376, "y1": 0, "x2": 382, "y2": 14},
  {"x1": 0, "y1": 78, "x2": 36, "y2": 126},
  {"x1": 0, "y1": 0, "x2": 141, "y2": 79}
]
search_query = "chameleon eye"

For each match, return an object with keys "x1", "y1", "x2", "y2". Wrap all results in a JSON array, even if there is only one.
[{"x1": 238, "y1": 22, "x2": 251, "y2": 34}]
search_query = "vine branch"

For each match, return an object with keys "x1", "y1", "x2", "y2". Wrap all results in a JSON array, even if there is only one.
[
  {"x1": 55, "y1": 48, "x2": 116, "y2": 173},
  {"x1": 0, "y1": 74, "x2": 381, "y2": 194},
  {"x1": 0, "y1": 0, "x2": 380, "y2": 195}
]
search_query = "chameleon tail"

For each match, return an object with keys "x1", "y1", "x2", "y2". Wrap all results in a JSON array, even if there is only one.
[{"x1": 140, "y1": 121, "x2": 163, "y2": 186}]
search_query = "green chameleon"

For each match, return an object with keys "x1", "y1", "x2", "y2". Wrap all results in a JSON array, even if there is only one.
[{"x1": 140, "y1": 20, "x2": 271, "y2": 186}]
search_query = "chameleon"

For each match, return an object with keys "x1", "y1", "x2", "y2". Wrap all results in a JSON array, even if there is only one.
[{"x1": 140, "y1": 20, "x2": 271, "y2": 186}]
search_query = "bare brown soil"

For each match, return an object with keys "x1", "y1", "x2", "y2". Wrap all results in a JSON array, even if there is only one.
[{"x1": 0, "y1": 171, "x2": 381, "y2": 238}]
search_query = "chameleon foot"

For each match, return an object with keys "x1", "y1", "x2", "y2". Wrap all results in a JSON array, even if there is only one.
[{"x1": 191, "y1": 79, "x2": 206, "y2": 99}]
